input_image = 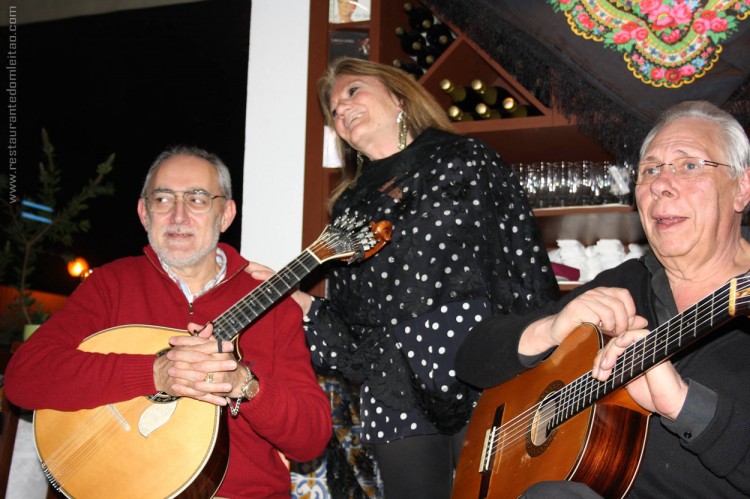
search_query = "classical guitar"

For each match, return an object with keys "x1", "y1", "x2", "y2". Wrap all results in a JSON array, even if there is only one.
[
  {"x1": 34, "y1": 215, "x2": 392, "y2": 499},
  {"x1": 453, "y1": 272, "x2": 750, "y2": 499}
]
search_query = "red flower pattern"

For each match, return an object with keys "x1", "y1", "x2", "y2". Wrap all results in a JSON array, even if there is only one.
[
  {"x1": 651, "y1": 67, "x2": 666, "y2": 80},
  {"x1": 613, "y1": 30, "x2": 632, "y2": 44},
  {"x1": 711, "y1": 17, "x2": 729, "y2": 32},
  {"x1": 666, "y1": 68, "x2": 682, "y2": 82}
]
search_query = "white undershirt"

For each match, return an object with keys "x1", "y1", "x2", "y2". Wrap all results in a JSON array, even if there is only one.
[{"x1": 160, "y1": 247, "x2": 228, "y2": 303}]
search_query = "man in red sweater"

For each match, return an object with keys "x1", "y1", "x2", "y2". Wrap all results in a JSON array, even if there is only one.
[{"x1": 5, "y1": 146, "x2": 332, "y2": 498}]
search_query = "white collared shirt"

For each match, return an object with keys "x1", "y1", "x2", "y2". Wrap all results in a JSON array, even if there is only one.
[{"x1": 160, "y1": 247, "x2": 228, "y2": 303}]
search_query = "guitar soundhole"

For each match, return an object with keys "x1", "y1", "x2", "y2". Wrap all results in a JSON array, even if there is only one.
[
  {"x1": 147, "y1": 391, "x2": 179, "y2": 403},
  {"x1": 526, "y1": 380, "x2": 563, "y2": 457}
]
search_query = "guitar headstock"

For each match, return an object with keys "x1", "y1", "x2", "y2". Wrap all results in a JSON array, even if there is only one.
[{"x1": 309, "y1": 214, "x2": 393, "y2": 264}]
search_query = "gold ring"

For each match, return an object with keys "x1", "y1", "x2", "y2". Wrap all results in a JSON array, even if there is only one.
[{"x1": 204, "y1": 372, "x2": 214, "y2": 383}]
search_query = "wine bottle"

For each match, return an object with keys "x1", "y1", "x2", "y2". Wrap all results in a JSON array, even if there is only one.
[
  {"x1": 470, "y1": 79, "x2": 513, "y2": 107},
  {"x1": 393, "y1": 59, "x2": 424, "y2": 79},
  {"x1": 403, "y1": 3, "x2": 433, "y2": 31},
  {"x1": 502, "y1": 97, "x2": 529, "y2": 118},
  {"x1": 439, "y1": 79, "x2": 482, "y2": 112},
  {"x1": 447, "y1": 105, "x2": 474, "y2": 122},
  {"x1": 425, "y1": 22, "x2": 453, "y2": 49},
  {"x1": 395, "y1": 26, "x2": 424, "y2": 56},
  {"x1": 475, "y1": 103, "x2": 502, "y2": 120},
  {"x1": 415, "y1": 45, "x2": 439, "y2": 70}
]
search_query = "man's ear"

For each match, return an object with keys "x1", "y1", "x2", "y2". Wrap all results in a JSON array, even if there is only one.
[
  {"x1": 220, "y1": 199, "x2": 237, "y2": 233},
  {"x1": 137, "y1": 197, "x2": 150, "y2": 230},
  {"x1": 735, "y1": 168, "x2": 750, "y2": 213}
]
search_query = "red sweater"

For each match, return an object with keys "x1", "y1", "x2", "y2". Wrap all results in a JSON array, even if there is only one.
[{"x1": 6, "y1": 243, "x2": 332, "y2": 498}]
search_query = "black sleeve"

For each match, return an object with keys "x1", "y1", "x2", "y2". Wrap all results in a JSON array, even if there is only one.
[
  {"x1": 456, "y1": 258, "x2": 653, "y2": 389},
  {"x1": 455, "y1": 301, "x2": 559, "y2": 389}
]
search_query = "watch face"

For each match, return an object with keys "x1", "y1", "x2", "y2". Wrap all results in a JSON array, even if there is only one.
[
  {"x1": 246, "y1": 377, "x2": 260, "y2": 399},
  {"x1": 241, "y1": 369, "x2": 259, "y2": 400}
]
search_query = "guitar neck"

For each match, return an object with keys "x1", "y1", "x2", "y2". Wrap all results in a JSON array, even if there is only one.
[
  {"x1": 211, "y1": 250, "x2": 321, "y2": 341},
  {"x1": 552, "y1": 277, "x2": 741, "y2": 429}
]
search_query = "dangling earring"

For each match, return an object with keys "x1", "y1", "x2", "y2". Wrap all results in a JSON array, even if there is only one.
[
  {"x1": 397, "y1": 111, "x2": 408, "y2": 151},
  {"x1": 356, "y1": 151, "x2": 365, "y2": 177},
  {"x1": 350, "y1": 151, "x2": 365, "y2": 188}
]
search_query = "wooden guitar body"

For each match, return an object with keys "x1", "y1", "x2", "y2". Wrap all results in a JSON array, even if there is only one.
[
  {"x1": 34, "y1": 325, "x2": 228, "y2": 498},
  {"x1": 453, "y1": 324, "x2": 650, "y2": 499}
]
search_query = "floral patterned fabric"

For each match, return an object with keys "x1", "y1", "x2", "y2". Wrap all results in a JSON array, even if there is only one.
[
  {"x1": 547, "y1": 0, "x2": 750, "y2": 88},
  {"x1": 426, "y1": 0, "x2": 750, "y2": 168}
]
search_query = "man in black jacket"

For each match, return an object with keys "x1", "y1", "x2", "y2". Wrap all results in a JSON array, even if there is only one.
[{"x1": 455, "y1": 100, "x2": 750, "y2": 498}]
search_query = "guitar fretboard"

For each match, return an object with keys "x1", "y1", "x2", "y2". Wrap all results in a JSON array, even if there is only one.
[
  {"x1": 211, "y1": 250, "x2": 321, "y2": 341},
  {"x1": 548, "y1": 275, "x2": 748, "y2": 430},
  {"x1": 197, "y1": 215, "x2": 388, "y2": 345},
  {"x1": 214, "y1": 251, "x2": 320, "y2": 341}
]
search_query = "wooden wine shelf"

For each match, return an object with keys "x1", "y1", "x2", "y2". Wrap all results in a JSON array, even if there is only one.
[
  {"x1": 533, "y1": 204, "x2": 634, "y2": 217},
  {"x1": 328, "y1": 20, "x2": 370, "y2": 31},
  {"x1": 418, "y1": 35, "x2": 613, "y2": 163},
  {"x1": 535, "y1": 206, "x2": 644, "y2": 249}
]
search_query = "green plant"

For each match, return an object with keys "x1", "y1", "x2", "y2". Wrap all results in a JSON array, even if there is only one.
[{"x1": 0, "y1": 129, "x2": 115, "y2": 342}]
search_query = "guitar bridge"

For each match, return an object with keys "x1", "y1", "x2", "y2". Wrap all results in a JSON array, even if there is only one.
[
  {"x1": 479, "y1": 428, "x2": 495, "y2": 472},
  {"x1": 476, "y1": 403, "x2": 506, "y2": 497}
]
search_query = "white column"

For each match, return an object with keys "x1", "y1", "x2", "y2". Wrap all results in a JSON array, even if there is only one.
[{"x1": 241, "y1": 1, "x2": 310, "y2": 270}]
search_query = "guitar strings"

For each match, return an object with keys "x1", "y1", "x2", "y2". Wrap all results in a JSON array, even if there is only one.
[
  {"x1": 44, "y1": 404, "x2": 126, "y2": 477},
  {"x1": 215, "y1": 223, "x2": 377, "y2": 338},
  {"x1": 213, "y1": 222, "x2": 374, "y2": 340},
  {"x1": 214, "y1": 241, "x2": 331, "y2": 339},
  {"x1": 214, "y1": 249, "x2": 320, "y2": 339},
  {"x1": 576, "y1": 284, "x2": 745, "y2": 406},
  {"x1": 481, "y1": 279, "x2": 749, "y2": 462},
  {"x1": 43, "y1": 397, "x2": 147, "y2": 484}
]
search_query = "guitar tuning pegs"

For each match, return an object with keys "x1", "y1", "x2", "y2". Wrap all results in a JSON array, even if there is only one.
[
  {"x1": 359, "y1": 237, "x2": 373, "y2": 250},
  {"x1": 334, "y1": 213, "x2": 366, "y2": 231}
]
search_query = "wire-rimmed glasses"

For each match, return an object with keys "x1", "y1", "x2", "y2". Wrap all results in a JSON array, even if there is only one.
[
  {"x1": 634, "y1": 157, "x2": 731, "y2": 185},
  {"x1": 144, "y1": 189, "x2": 226, "y2": 214}
]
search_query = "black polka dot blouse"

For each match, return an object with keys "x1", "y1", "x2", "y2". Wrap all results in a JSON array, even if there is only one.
[{"x1": 303, "y1": 127, "x2": 559, "y2": 443}]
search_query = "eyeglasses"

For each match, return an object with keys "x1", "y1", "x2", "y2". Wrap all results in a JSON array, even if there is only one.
[
  {"x1": 145, "y1": 190, "x2": 226, "y2": 214},
  {"x1": 634, "y1": 156, "x2": 732, "y2": 185}
]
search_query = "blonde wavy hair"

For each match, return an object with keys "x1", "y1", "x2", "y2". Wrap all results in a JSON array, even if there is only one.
[{"x1": 317, "y1": 57, "x2": 454, "y2": 210}]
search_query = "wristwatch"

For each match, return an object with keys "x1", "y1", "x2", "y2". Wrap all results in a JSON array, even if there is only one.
[{"x1": 239, "y1": 366, "x2": 259, "y2": 400}]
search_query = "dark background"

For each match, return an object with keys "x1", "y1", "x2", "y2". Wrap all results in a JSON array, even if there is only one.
[{"x1": 3, "y1": 0, "x2": 252, "y2": 295}]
